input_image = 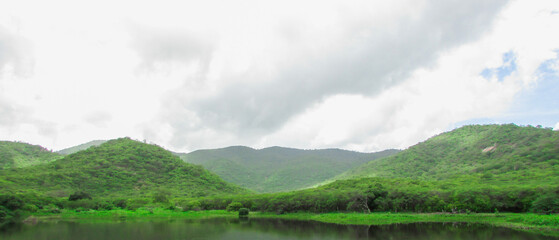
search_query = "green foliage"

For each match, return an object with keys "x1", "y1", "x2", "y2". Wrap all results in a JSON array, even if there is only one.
[
  {"x1": 531, "y1": 193, "x2": 559, "y2": 214},
  {"x1": 0, "y1": 138, "x2": 248, "y2": 199},
  {"x1": 180, "y1": 200, "x2": 201, "y2": 211},
  {"x1": 56, "y1": 140, "x2": 107, "y2": 155},
  {"x1": 192, "y1": 176, "x2": 555, "y2": 214},
  {"x1": 152, "y1": 189, "x2": 171, "y2": 203},
  {"x1": 113, "y1": 199, "x2": 127, "y2": 209},
  {"x1": 226, "y1": 202, "x2": 243, "y2": 212},
  {"x1": 238, "y1": 208, "x2": 249, "y2": 216},
  {"x1": 126, "y1": 198, "x2": 150, "y2": 211},
  {"x1": 0, "y1": 141, "x2": 62, "y2": 169},
  {"x1": 338, "y1": 124, "x2": 559, "y2": 188},
  {"x1": 69, "y1": 191, "x2": 92, "y2": 201},
  {"x1": 180, "y1": 146, "x2": 399, "y2": 193}
]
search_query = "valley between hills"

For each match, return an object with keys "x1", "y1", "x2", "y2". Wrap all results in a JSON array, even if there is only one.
[{"x1": 1, "y1": 124, "x2": 558, "y2": 236}]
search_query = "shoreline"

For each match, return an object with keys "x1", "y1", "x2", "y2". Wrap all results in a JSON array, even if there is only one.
[{"x1": 27, "y1": 209, "x2": 559, "y2": 237}]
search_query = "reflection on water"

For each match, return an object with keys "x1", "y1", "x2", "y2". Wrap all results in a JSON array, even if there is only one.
[{"x1": 0, "y1": 217, "x2": 556, "y2": 240}]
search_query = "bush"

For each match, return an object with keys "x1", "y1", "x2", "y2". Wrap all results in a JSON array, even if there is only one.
[
  {"x1": 66, "y1": 199, "x2": 96, "y2": 210},
  {"x1": 22, "y1": 204, "x2": 39, "y2": 213},
  {"x1": 0, "y1": 195, "x2": 25, "y2": 211},
  {"x1": 113, "y1": 199, "x2": 127, "y2": 209},
  {"x1": 68, "y1": 191, "x2": 92, "y2": 201},
  {"x1": 531, "y1": 194, "x2": 559, "y2": 214},
  {"x1": 182, "y1": 200, "x2": 202, "y2": 211},
  {"x1": 239, "y1": 208, "x2": 249, "y2": 217},
  {"x1": 152, "y1": 190, "x2": 170, "y2": 204},
  {"x1": 126, "y1": 198, "x2": 150, "y2": 211},
  {"x1": 226, "y1": 202, "x2": 243, "y2": 212},
  {"x1": 41, "y1": 204, "x2": 61, "y2": 214},
  {"x1": 0, "y1": 206, "x2": 9, "y2": 222}
]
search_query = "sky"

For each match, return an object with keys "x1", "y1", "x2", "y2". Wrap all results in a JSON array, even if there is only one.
[{"x1": 0, "y1": 0, "x2": 558, "y2": 153}]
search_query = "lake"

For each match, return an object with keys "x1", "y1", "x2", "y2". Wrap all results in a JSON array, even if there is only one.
[{"x1": 0, "y1": 217, "x2": 556, "y2": 240}]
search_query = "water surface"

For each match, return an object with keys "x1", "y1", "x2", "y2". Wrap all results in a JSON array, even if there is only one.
[{"x1": 0, "y1": 217, "x2": 555, "y2": 240}]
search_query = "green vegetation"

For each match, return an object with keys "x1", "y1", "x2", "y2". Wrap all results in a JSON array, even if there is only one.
[
  {"x1": 57, "y1": 140, "x2": 107, "y2": 155},
  {"x1": 239, "y1": 208, "x2": 249, "y2": 216},
  {"x1": 0, "y1": 138, "x2": 248, "y2": 198},
  {"x1": 226, "y1": 202, "x2": 243, "y2": 212},
  {"x1": 0, "y1": 141, "x2": 62, "y2": 169},
  {"x1": 189, "y1": 177, "x2": 558, "y2": 214},
  {"x1": 179, "y1": 146, "x2": 398, "y2": 192},
  {"x1": 28, "y1": 209, "x2": 559, "y2": 237},
  {"x1": 337, "y1": 124, "x2": 559, "y2": 187},
  {"x1": 1, "y1": 124, "x2": 558, "y2": 237}
]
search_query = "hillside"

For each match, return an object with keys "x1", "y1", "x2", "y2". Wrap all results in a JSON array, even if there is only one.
[
  {"x1": 57, "y1": 140, "x2": 107, "y2": 155},
  {"x1": 179, "y1": 146, "x2": 399, "y2": 193},
  {"x1": 0, "y1": 141, "x2": 62, "y2": 169},
  {"x1": 0, "y1": 138, "x2": 248, "y2": 198},
  {"x1": 337, "y1": 124, "x2": 559, "y2": 186}
]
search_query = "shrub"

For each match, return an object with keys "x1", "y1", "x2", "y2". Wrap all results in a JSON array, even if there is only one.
[
  {"x1": 66, "y1": 199, "x2": 96, "y2": 210},
  {"x1": 531, "y1": 193, "x2": 559, "y2": 214},
  {"x1": 126, "y1": 198, "x2": 150, "y2": 211},
  {"x1": 152, "y1": 190, "x2": 170, "y2": 204},
  {"x1": 68, "y1": 191, "x2": 92, "y2": 201},
  {"x1": 0, "y1": 195, "x2": 24, "y2": 211},
  {"x1": 22, "y1": 204, "x2": 39, "y2": 213},
  {"x1": 113, "y1": 199, "x2": 127, "y2": 209},
  {"x1": 239, "y1": 208, "x2": 249, "y2": 217},
  {"x1": 182, "y1": 200, "x2": 202, "y2": 211},
  {"x1": 226, "y1": 202, "x2": 243, "y2": 212},
  {"x1": 41, "y1": 204, "x2": 61, "y2": 214}
]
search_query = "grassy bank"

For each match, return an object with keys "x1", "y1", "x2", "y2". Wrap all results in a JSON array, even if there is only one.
[
  {"x1": 255, "y1": 212, "x2": 559, "y2": 237},
  {"x1": 31, "y1": 209, "x2": 559, "y2": 237}
]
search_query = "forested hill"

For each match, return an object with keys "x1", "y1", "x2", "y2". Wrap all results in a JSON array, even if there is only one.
[
  {"x1": 57, "y1": 140, "x2": 107, "y2": 155},
  {"x1": 0, "y1": 141, "x2": 62, "y2": 169},
  {"x1": 178, "y1": 146, "x2": 399, "y2": 193},
  {"x1": 337, "y1": 124, "x2": 559, "y2": 186},
  {"x1": 0, "y1": 138, "x2": 248, "y2": 198}
]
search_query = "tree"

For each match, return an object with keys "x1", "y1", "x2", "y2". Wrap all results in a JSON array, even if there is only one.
[
  {"x1": 239, "y1": 208, "x2": 249, "y2": 217},
  {"x1": 226, "y1": 202, "x2": 243, "y2": 212},
  {"x1": 68, "y1": 191, "x2": 92, "y2": 201},
  {"x1": 153, "y1": 189, "x2": 171, "y2": 203},
  {"x1": 531, "y1": 193, "x2": 559, "y2": 214}
]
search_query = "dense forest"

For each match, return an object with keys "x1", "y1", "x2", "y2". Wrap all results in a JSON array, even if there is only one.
[
  {"x1": 57, "y1": 140, "x2": 107, "y2": 155},
  {"x1": 0, "y1": 141, "x2": 62, "y2": 170},
  {"x1": 0, "y1": 138, "x2": 248, "y2": 198},
  {"x1": 179, "y1": 146, "x2": 398, "y2": 192},
  {"x1": 1, "y1": 124, "x2": 558, "y2": 225},
  {"x1": 336, "y1": 124, "x2": 559, "y2": 186}
]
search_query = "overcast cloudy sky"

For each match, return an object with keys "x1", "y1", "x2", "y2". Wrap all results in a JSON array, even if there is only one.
[{"x1": 1, "y1": 0, "x2": 558, "y2": 152}]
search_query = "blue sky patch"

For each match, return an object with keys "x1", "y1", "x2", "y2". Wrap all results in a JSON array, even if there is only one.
[
  {"x1": 480, "y1": 51, "x2": 517, "y2": 82},
  {"x1": 457, "y1": 51, "x2": 559, "y2": 129}
]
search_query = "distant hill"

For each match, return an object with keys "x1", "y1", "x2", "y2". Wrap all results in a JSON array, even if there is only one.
[
  {"x1": 337, "y1": 124, "x2": 559, "y2": 186},
  {"x1": 178, "y1": 146, "x2": 399, "y2": 193},
  {"x1": 0, "y1": 138, "x2": 248, "y2": 198},
  {"x1": 0, "y1": 141, "x2": 62, "y2": 169},
  {"x1": 57, "y1": 140, "x2": 107, "y2": 155}
]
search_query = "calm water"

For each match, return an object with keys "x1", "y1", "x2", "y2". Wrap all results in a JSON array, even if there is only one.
[{"x1": 0, "y1": 217, "x2": 556, "y2": 240}]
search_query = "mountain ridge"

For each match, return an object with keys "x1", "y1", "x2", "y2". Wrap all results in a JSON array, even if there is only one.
[
  {"x1": 335, "y1": 124, "x2": 559, "y2": 186},
  {"x1": 0, "y1": 138, "x2": 249, "y2": 198},
  {"x1": 0, "y1": 141, "x2": 62, "y2": 169},
  {"x1": 179, "y1": 146, "x2": 399, "y2": 192}
]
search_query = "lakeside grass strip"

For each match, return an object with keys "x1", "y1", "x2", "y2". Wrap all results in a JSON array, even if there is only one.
[{"x1": 32, "y1": 210, "x2": 559, "y2": 237}]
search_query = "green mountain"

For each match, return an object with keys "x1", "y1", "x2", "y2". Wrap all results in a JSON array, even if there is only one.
[
  {"x1": 0, "y1": 141, "x2": 62, "y2": 169},
  {"x1": 337, "y1": 124, "x2": 559, "y2": 186},
  {"x1": 178, "y1": 146, "x2": 399, "y2": 193},
  {"x1": 57, "y1": 140, "x2": 107, "y2": 155},
  {"x1": 0, "y1": 138, "x2": 248, "y2": 198}
]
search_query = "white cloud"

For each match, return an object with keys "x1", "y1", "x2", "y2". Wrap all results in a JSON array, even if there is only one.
[{"x1": 0, "y1": 0, "x2": 558, "y2": 152}]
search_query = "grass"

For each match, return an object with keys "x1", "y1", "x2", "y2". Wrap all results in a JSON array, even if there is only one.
[{"x1": 31, "y1": 209, "x2": 559, "y2": 237}]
